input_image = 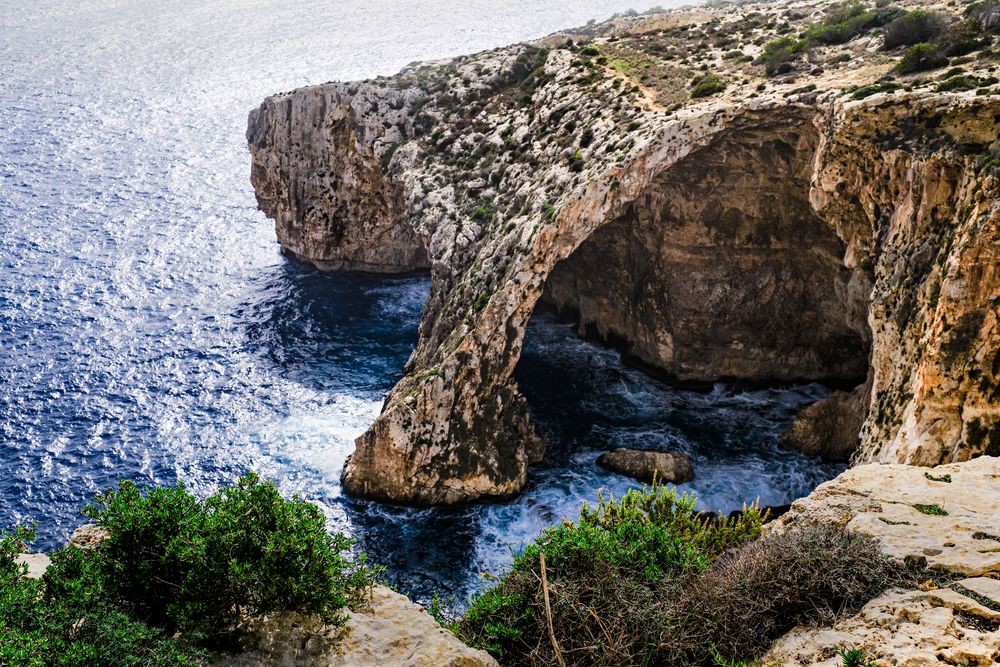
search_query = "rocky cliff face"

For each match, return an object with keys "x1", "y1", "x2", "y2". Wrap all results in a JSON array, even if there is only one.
[{"x1": 248, "y1": 0, "x2": 1000, "y2": 504}]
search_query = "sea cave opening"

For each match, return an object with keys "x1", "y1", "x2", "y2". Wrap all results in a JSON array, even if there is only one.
[{"x1": 515, "y1": 118, "x2": 872, "y2": 516}]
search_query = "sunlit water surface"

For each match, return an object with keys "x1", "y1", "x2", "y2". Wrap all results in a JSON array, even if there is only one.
[{"x1": 0, "y1": 0, "x2": 843, "y2": 607}]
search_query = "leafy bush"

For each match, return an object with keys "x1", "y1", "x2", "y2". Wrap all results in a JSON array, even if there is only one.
[
  {"x1": 458, "y1": 486, "x2": 764, "y2": 664},
  {"x1": 805, "y1": 2, "x2": 879, "y2": 44},
  {"x1": 850, "y1": 80, "x2": 900, "y2": 99},
  {"x1": 937, "y1": 19, "x2": 990, "y2": 57},
  {"x1": 0, "y1": 527, "x2": 207, "y2": 666},
  {"x1": 762, "y1": 36, "x2": 807, "y2": 76},
  {"x1": 896, "y1": 43, "x2": 948, "y2": 73},
  {"x1": 459, "y1": 487, "x2": 911, "y2": 666},
  {"x1": 80, "y1": 473, "x2": 378, "y2": 633},
  {"x1": 937, "y1": 73, "x2": 999, "y2": 92},
  {"x1": 691, "y1": 74, "x2": 726, "y2": 98},
  {"x1": 882, "y1": 10, "x2": 946, "y2": 50}
]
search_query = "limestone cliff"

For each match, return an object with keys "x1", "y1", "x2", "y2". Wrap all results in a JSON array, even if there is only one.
[{"x1": 248, "y1": 0, "x2": 1000, "y2": 504}]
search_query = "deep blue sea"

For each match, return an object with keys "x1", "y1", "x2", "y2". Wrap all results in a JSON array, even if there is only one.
[{"x1": 0, "y1": 0, "x2": 843, "y2": 608}]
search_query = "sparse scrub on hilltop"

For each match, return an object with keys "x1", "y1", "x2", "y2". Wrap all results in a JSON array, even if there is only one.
[{"x1": 882, "y1": 10, "x2": 947, "y2": 50}]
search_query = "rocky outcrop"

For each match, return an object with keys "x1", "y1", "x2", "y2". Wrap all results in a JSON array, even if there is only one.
[
  {"x1": 248, "y1": 0, "x2": 1000, "y2": 504},
  {"x1": 764, "y1": 456, "x2": 1000, "y2": 665},
  {"x1": 767, "y1": 455, "x2": 1000, "y2": 576},
  {"x1": 597, "y1": 448, "x2": 694, "y2": 484},
  {"x1": 766, "y1": 583, "x2": 1000, "y2": 667},
  {"x1": 224, "y1": 586, "x2": 498, "y2": 667},
  {"x1": 779, "y1": 381, "x2": 869, "y2": 462}
]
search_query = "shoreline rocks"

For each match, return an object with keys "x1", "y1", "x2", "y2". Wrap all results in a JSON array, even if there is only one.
[{"x1": 597, "y1": 448, "x2": 695, "y2": 484}]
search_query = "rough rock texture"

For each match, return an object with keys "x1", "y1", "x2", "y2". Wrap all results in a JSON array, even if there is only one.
[
  {"x1": 248, "y1": 0, "x2": 1000, "y2": 504},
  {"x1": 223, "y1": 585, "x2": 498, "y2": 667},
  {"x1": 779, "y1": 380, "x2": 870, "y2": 462},
  {"x1": 765, "y1": 583, "x2": 1000, "y2": 667},
  {"x1": 69, "y1": 524, "x2": 109, "y2": 550},
  {"x1": 768, "y1": 456, "x2": 1000, "y2": 576},
  {"x1": 765, "y1": 456, "x2": 1000, "y2": 665},
  {"x1": 596, "y1": 448, "x2": 695, "y2": 484}
]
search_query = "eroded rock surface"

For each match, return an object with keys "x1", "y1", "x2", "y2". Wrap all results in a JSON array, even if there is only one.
[
  {"x1": 597, "y1": 448, "x2": 695, "y2": 484},
  {"x1": 224, "y1": 585, "x2": 498, "y2": 667},
  {"x1": 765, "y1": 457, "x2": 1000, "y2": 665},
  {"x1": 248, "y1": 0, "x2": 1000, "y2": 504}
]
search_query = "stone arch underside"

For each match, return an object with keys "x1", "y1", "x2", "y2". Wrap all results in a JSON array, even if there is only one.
[{"x1": 538, "y1": 123, "x2": 871, "y2": 387}]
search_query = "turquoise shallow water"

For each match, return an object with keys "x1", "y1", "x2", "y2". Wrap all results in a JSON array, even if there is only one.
[{"x1": 0, "y1": 0, "x2": 843, "y2": 607}]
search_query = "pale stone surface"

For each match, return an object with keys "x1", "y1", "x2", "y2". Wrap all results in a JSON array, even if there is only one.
[
  {"x1": 597, "y1": 448, "x2": 694, "y2": 484},
  {"x1": 15, "y1": 552, "x2": 51, "y2": 579},
  {"x1": 769, "y1": 456, "x2": 1000, "y2": 576},
  {"x1": 765, "y1": 585, "x2": 1000, "y2": 667},
  {"x1": 223, "y1": 585, "x2": 498, "y2": 667},
  {"x1": 69, "y1": 524, "x2": 109, "y2": 550},
  {"x1": 765, "y1": 457, "x2": 1000, "y2": 666}
]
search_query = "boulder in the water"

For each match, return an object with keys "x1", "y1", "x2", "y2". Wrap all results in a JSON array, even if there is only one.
[{"x1": 596, "y1": 449, "x2": 694, "y2": 484}]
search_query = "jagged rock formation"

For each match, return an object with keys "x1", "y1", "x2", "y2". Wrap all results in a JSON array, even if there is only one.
[
  {"x1": 248, "y1": 0, "x2": 1000, "y2": 504},
  {"x1": 764, "y1": 456, "x2": 1000, "y2": 665}
]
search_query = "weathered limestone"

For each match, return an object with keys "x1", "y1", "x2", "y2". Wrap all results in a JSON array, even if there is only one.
[
  {"x1": 769, "y1": 456, "x2": 1000, "y2": 575},
  {"x1": 765, "y1": 456, "x2": 1000, "y2": 665},
  {"x1": 224, "y1": 586, "x2": 498, "y2": 667},
  {"x1": 69, "y1": 524, "x2": 109, "y2": 550},
  {"x1": 765, "y1": 584, "x2": 1000, "y2": 667},
  {"x1": 597, "y1": 448, "x2": 695, "y2": 484},
  {"x1": 248, "y1": 0, "x2": 1000, "y2": 504}
]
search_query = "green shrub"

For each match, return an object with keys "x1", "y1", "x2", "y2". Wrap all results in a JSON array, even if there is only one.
[
  {"x1": 0, "y1": 527, "x2": 207, "y2": 666},
  {"x1": 882, "y1": 10, "x2": 947, "y2": 50},
  {"x1": 805, "y1": 2, "x2": 879, "y2": 44},
  {"x1": 937, "y1": 74, "x2": 1000, "y2": 91},
  {"x1": 691, "y1": 74, "x2": 726, "y2": 98},
  {"x1": 80, "y1": 473, "x2": 378, "y2": 633},
  {"x1": 937, "y1": 19, "x2": 990, "y2": 57},
  {"x1": 459, "y1": 489, "x2": 912, "y2": 667},
  {"x1": 850, "y1": 80, "x2": 901, "y2": 98},
  {"x1": 896, "y1": 43, "x2": 948, "y2": 73},
  {"x1": 762, "y1": 36, "x2": 807, "y2": 76},
  {"x1": 840, "y1": 646, "x2": 878, "y2": 667},
  {"x1": 458, "y1": 486, "x2": 764, "y2": 664}
]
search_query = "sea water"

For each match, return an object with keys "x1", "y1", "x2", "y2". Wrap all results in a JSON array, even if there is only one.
[{"x1": 0, "y1": 0, "x2": 843, "y2": 608}]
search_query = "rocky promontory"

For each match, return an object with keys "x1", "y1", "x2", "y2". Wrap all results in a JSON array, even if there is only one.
[{"x1": 248, "y1": 0, "x2": 1000, "y2": 505}]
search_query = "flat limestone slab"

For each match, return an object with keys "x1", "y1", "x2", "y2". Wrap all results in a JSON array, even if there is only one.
[{"x1": 769, "y1": 456, "x2": 1000, "y2": 576}]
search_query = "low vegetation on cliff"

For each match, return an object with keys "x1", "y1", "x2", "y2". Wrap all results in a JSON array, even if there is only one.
[
  {"x1": 457, "y1": 485, "x2": 911, "y2": 666},
  {"x1": 0, "y1": 474, "x2": 379, "y2": 665}
]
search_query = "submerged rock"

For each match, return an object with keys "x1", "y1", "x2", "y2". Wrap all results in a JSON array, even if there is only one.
[{"x1": 597, "y1": 448, "x2": 694, "y2": 484}]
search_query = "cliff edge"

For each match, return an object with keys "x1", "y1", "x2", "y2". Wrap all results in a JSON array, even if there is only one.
[{"x1": 248, "y1": 0, "x2": 1000, "y2": 504}]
